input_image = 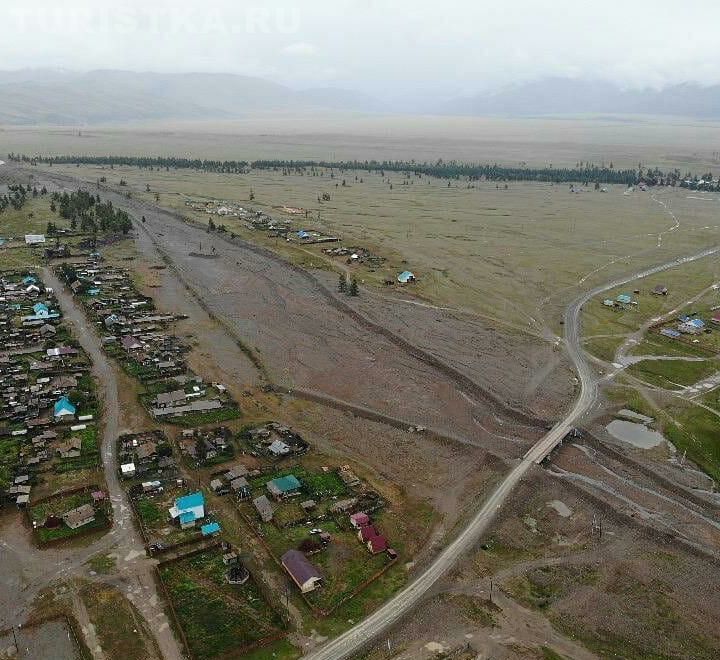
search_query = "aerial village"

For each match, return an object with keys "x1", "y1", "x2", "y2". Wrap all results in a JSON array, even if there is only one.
[
  {"x1": 602, "y1": 283, "x2": 720, "y2": 346},
  {"x1": 185, "y1": 197, "x2": 415, "y2": 283},
  {"x1": 2, "y1": 255, "x2": 400, "y2": 657},
  {"x1": 0, "y1": 271, "x2": 109, "y2": 543}
]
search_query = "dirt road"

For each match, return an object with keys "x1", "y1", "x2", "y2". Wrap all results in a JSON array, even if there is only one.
[{"x1": 40, "y1": 267, "x2": 185, "y2": 660}]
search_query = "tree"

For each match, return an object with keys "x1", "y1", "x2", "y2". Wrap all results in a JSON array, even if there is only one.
[
  {"x1": 349, "y1": 279, "x2": 359, "y2": 296},
  {"x1": 338, "y1": 274, "x2": 347, "y2": 293}
]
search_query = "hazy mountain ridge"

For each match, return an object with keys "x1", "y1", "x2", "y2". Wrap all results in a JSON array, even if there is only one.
[
  {"x1": 2, "y1": 70, "x2": 720, "y2": 124},
  {"x1": 0, "y1": 70, "x2": 382, "y2": 125},
  {"x1": 443, "y1": 78, "x2": 720, "y2": 117}
]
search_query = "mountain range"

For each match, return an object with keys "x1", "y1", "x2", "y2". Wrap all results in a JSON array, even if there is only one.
[{"x1": 1, "y1": 70, "x2": 719, "y2": 124}]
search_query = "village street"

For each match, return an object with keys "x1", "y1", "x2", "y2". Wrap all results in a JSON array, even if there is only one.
[{"x1": 0, "y1": 268, "x2": 184, "y2": 660}]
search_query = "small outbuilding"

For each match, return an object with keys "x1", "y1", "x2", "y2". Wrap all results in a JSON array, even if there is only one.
[{"x1": 397, "y1": 270, "x2": 415, "y2": 284}]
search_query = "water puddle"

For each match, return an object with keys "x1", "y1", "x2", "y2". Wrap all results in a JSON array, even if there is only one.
[{"x1": 606, "y1": 419, "x2": 666, "y2": 449}]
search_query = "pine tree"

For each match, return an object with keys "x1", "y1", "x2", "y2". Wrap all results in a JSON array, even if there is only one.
[
  {"x1": 338, "y1": 274, "x2": 347, "y2": 293},
  {"x1": 349, "y1": 279, "x2": 359, "y2": 297}
]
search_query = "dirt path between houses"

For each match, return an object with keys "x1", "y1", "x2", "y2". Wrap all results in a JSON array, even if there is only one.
[{"x1": 38, "y1": 267, "x2": 186, "y2": 660}]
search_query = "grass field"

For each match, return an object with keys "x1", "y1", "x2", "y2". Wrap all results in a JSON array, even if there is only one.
[
  {"x1": 626, "y1": 358, "x2": 720, "y2": 389},
  {"x1": 37, "y1": 160, "x2": 720, "y2": 334},
  {"x1": 5, "y1": 114, "x2": 720, "y2": 172},
  {"x1": 80, "y1": 582, "x2": 160, "y2": 660}
]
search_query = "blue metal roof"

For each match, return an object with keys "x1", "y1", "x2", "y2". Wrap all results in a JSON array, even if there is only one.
[
  {"x1": 54, "y1": 396, "x2": 76, "y2": 416},
  {"x1": 175, "y1": 491, "x2": 204, "y2": 511},
  {"x1": 397, "y1": 271, "x2": 415, "y2": 283},
  {"x1": 201, "y1": 522, "x2": 221, "y2": 536},
  {"x1": 179, "y1": 511, "x2": 196, "y2": 524}
]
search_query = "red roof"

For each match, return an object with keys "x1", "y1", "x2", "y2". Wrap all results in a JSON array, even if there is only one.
[
  {"x1": 350, "y1": 512, "x2": 370, "y2": 527},
  {"x1": 367, "y1": 535, "x2": 388, "y2": 554},
  {"x1": 712, "y1": 312, "x2": 720, "y2": 323},
  {"x1": 358, "y1": 525, "x2": 378, "y2": 542}
]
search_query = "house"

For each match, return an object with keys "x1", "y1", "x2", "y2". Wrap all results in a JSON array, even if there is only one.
[
  {"x1": 652, "y1": 285, "x2": 668, "y2": 296},
  {"x1": 155, "y1": 390, "x2": 187, "y2": 408},
  {"x1": 57, "y1": 436, "x2": 82, "y2": 459},
  {"x1": 168, "y1": 491, "x2": 205, "y2": 528},
  {"x1": 616, "y1": 294, "x2": 634, "y2": 306},
  {"x1": 711, "y1": 312, "x2": 720, "y2": 326},
  {"x1": 330, "y1": 498, "x2": 358, "y2": 514},
  {"x1": 120, "y1": 335, "x2": 143, "y2": 352},
  {"x1": 358, "y1": 525, "x2": 378, "y2": 543},
  {"x1": 367, "y1": 534, "x2": 388, "y2": 554},
  {"x1": 300, "y1": 499, "x2": 317, "y2": 512},
  {"x1": 349, "y1": 512, "x2": 370, "y2": 528},
  {"x1": 267, "y1": 475, "x2": 302, "y2": 500},
  {"x1": 660, "y1": 328, "x2": 681, "y2": 339},
  {"x1": 63, "y1": 504, "x2": 95, "y2": 530},
  {"x1": 39, "y1": 324, "x2": 57, "y2": 337},
  {"x1": 253, "y1": 495, "x2": 274, "y2": 522},
  {"x1": 679, "y1": 318, "x2": 705, "y2": 334},
  {"x1": 281, "y1": 549, "x2": 322, "y2": 593},
  {"x1": 602, "y1": 299, "x2": 615, "y2": 307},
  {"x1": 120, "y1": 462, "x2": 136, "y2": 478},
  {"x1": 268, "y1": 439, "x2": 291, "y2": 457},
  {"x1": 33, "y1": 303, "x2": 50, "y2": 317},
  {"x1": 397, "y1": 270, "x2": 415, "y2": 284},
  {"x1": 54, "y1": 396, "x2": 76, "y2": 419}
]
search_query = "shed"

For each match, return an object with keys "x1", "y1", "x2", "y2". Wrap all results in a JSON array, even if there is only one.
[
  {"x1": 201, "y1": 522, "x2": 221, "y2": 536},
  {"x1": 397, "y1": 270, "x2": 415, "y2": 284},
  {"x1": 253, "y1": 495, "x2": 274, "y2": 522}
]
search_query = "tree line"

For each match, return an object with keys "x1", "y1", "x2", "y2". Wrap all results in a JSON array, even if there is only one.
[
  {"x1": 8, "y1": 153, "x2": 715, "y2": 186},
  {"x1": 8, "y1": 153, "x2": 248, "y2": 174}
]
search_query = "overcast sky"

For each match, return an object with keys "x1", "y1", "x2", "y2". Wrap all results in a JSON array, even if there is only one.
[{"x1": 4, "y1": 0, "x2": 720, "y2": 97}]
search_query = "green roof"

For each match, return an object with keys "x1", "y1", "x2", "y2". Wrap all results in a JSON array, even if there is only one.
[{"x1": 269, "y1": 475, "x2": 301, "y2": 493}]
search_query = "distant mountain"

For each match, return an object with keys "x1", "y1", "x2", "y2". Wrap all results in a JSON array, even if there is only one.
[
  {"x1": 0, "y1": 70, "x2": 384, "y2": 125},
  {"x1": 441, "y1": 78, "x2": 720, "y2": 118},
  {"x1": 3, "y1": 71, "x2": 720, "y2": 124}
]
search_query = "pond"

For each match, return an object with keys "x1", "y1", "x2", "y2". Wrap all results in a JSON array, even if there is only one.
[{"x1": 606, "y1": 419, "x2": 667, "y2": 449}]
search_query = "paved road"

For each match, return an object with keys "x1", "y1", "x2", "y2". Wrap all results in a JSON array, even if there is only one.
[{"x1": 305, "y1": 244, "x2": 720, "y2": 660}]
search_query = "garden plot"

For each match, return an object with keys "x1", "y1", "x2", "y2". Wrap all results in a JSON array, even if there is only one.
[{"x1": 158, "y1": 546, "x2": 285, "y2": 659}]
